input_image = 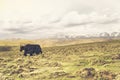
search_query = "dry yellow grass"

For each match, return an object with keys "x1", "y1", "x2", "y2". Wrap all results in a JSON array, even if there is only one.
[
  {"x1": 0, "y1": 38, "x2": 107, "y2": 47},
  {"x1": 0, "y1": 38, "x2": 119, "y2": 80}
]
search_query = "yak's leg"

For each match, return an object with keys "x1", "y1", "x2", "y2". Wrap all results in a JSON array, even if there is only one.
[
  {"x1": 24, "y1": 51, "x2": 27, "y2": 56},
  {"x1": 30, "y1": 52, "x2": 33, "y2": 56},
  {"x1": 40, "y1": 50, "x2": 42, "y2": 54}
]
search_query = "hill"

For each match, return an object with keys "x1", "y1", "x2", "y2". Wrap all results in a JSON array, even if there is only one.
[{"x1": 0, "y1": 38, "x2": 107, "y2": 47}]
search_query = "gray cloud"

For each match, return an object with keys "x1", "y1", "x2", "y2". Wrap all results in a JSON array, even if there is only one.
[
  {"x1": 99, "y1": 18, "x2": 120, "y2": 24},
  {"x1": 36, "y1": 26, "x2": 52, "y2": 30},
  {"x1": 64, "y1": 18, "x2": 120, "y2": 27},
  {"x1": 22, "y1": 21, "x2": 32, "y2": 24},
  {"x1": 4, "y1": 28, "x2": 32, "y2": 34},
  {"x1": 50, "y1": 19, "x2": 61, "y2": 24},
  {"x1": 59, "y1": 11, "x2": 120, "y2": 28},
  {"x1": 4, "y1": 24, "x2": 57, "y2": 35},
  {"x1": 65, "y1": 22, "x2": 93, "y2": 27}
]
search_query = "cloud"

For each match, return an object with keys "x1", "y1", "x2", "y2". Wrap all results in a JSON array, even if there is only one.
[
  {"x1": 1, "y1": 9, "x2": 120, "y2": 39},
  {"x1": 59, "y1": 11, "x2": 120, "y2": 28},
  {"x1": 4, "y1": 28, "x2": 32, "y2": 34},
  {"x1": 65, "y1": 22, "x2": 93, "y2": 27},
  {"x1": 98, "y1": 18, "x2": 120, "y2": 24},
  {"x1": 1, "y1": 0, "x2": 120, "y2": 39},
  {"x1": 60, "y1": 11, "x2": 89, "y2": 26}
]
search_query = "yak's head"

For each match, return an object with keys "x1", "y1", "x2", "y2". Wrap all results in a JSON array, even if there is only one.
[{"x1": 20, "y1": 45, "x2": 25, "y2": 52}]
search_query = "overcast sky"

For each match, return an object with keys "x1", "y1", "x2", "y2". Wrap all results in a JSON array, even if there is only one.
[{"x1": 0, "y1": 0, "x2": 120, "y2": 39}]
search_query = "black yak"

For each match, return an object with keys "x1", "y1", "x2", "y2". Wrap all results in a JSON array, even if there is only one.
[{"x1": 20, "y1": 44, "x2": 42, "y2": 56}]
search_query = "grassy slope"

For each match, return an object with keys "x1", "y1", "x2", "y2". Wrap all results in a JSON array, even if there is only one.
[
  {"x1": 0, "y1": 39, "x2": 120, "y2": 80},
  {"x1": 0, "y1": 38, "x2": 106, "y2": 47}
]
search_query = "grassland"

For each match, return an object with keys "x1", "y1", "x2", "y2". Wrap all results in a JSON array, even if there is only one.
[
  {"x1": 0, "y1": 38, "x2": 106, "y2": 47},
  {"x1": 0, "y1": 39, "x2": 120, "y2": 80}
]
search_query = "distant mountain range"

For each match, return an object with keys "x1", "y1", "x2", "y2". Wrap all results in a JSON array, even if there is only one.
[{"x1": 54, "y1": 32, "x2": 120, "y2": 39}]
